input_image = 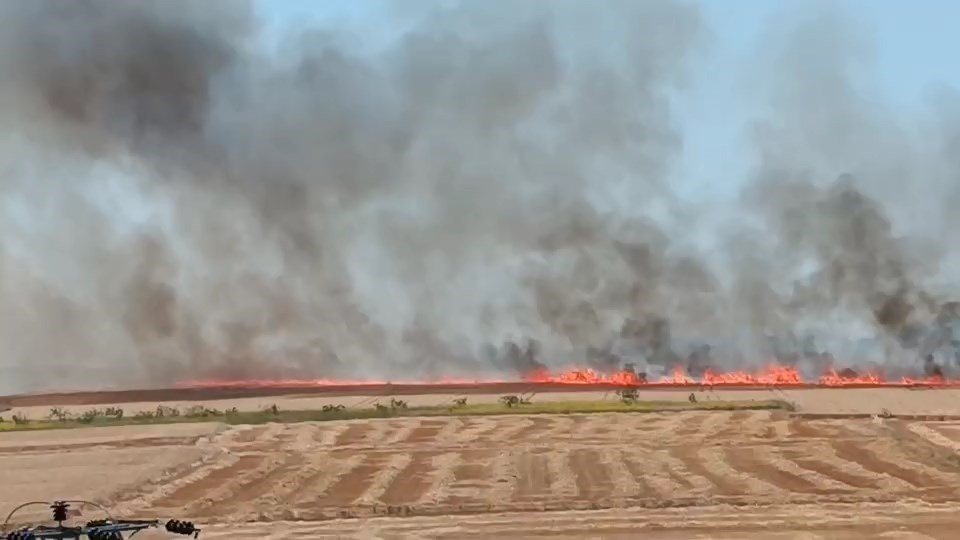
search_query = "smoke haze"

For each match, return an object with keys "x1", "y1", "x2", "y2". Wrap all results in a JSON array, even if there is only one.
[{"x1": 0, "y1": 1, "x2": 957, "y2": 393}]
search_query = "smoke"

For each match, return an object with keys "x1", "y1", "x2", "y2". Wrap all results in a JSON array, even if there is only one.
[
  {"x1": 728, "y1": 6, "x2": 960, "y2": 376},
  {"x1": 0, "y1": 1, "x2": 957, "y2": 393}
]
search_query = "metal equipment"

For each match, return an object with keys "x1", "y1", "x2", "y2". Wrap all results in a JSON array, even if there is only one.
[{"x1": 2, "y1": 500, "x2": 200, "y2": 539}]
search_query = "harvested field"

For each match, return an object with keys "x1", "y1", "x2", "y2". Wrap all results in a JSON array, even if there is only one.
[{"x1": 4, "y1": 393, "x2": 960, "y2": 538}]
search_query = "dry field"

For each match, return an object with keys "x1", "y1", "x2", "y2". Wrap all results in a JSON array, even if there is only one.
[
  {"x1": 11, "y1": 386, "x2": 960, "y2": 419},
  {"x1": 4, "y1": 390, "x2": 960, "y2": 538}
]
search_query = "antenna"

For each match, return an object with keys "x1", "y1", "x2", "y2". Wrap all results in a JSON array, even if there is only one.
[{"x1": 51, "y1": 501, "x2": 69, "y2": 525}]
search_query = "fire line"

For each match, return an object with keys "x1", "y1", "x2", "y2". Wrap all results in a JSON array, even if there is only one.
[{"x1": 177, "y1": 365, "x2": 960, "y2": 390}]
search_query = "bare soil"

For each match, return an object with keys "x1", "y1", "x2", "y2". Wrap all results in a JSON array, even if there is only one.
[{"x1": 4, "y1": 390, "x2": 960, "y2": 538}]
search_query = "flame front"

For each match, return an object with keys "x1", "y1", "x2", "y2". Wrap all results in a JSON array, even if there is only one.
[{"x1": 177, "y1": 364, "x2": 960, "y2": 389}]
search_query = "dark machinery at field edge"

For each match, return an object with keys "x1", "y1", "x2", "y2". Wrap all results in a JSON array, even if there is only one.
[{"x1": 2, "y1": 501, "x2": 200, "y2": 539}]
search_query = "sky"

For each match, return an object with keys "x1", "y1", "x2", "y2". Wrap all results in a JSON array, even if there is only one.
[{"x1": 255, "y1": 0, "x2": 960, "y2": 202}]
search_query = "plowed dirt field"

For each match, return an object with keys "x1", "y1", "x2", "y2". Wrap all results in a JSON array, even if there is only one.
[{"x1": 5, "y1": 391, "x2": 960, "y2": 538}]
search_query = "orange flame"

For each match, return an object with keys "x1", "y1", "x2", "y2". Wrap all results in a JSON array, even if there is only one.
[{"x1": 177, "y1": 364, "x2": 960, "y2": 389}]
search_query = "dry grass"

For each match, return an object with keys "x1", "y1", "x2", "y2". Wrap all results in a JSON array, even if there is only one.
[{"x1": 0, "y1": 398, "x2": 791, "y2": 432}]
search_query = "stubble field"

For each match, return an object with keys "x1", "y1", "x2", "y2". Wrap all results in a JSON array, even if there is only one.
[{"x1": 4, "y1": 388, "x2": 960, "y2": 538}]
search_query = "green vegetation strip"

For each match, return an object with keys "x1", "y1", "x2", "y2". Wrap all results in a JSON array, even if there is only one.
[{"x1": 0, "y1": 398, "x2": 792, "y2": 433}]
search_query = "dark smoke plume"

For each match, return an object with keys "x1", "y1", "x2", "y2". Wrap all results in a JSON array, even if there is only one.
[{"x1": 0, "y1": 1, "x2": 957, "y2": 393}]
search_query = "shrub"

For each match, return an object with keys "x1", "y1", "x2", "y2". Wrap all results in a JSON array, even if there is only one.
[
  {"x1": 78, "y1": 409, "x2": 101, "y2": 424},
  {"x1": 184, "y1": 405, "x2": 223, "y2": 418},
  {"x1": 48, "y1": 407, "x2": 71, "y2": 422},
  {"x1": 500, "y1": 395, "x2": 532, "y2": 408},
  {"x1": 616, "y1": 388, "x2": 639, "y2": 404},
  {"x1": 155, "y1": 405, "x2": 180, "y2": 418}
]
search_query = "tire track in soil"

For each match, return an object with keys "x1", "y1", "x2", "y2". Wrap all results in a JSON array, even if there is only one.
[
  {"x1": 619, "y1": 449, "x2": 663, "y2": 498},
  {"x1": 488, "y1": 449, "x2": 518, "y2": 503},
  {"x1": 150, "y1": 454, "x2": 265, "y2": 509},
  {"x1": 726, "y1": 445, "x2": 850, "y2": 495},
  {"x1": 441, "y1": 449, "x2": 496, "y2": 505},
  {"x1": 715, "y1": 411, "x2": 754, "y2": 439},
  {"x1": 655, "y1": 448, "x2": 714, "y2": 495},
  {"x1": 230, "y1": 426, "x2": 269, "y2": 444},
  {"x1": 571, "y1": 414, "x2": 613, "y2": 443},
  {"x1": 788, "y1": 418, "x2": 833, "y2": 440},
  {"x1": 0, "y1": 437, "x2": 208, "y2": 455},
  {"x1": 706, "y1": 445, "x2": 784, "y2": 496},
  {"x1": 378, "y1": 451, "x2": 441, "y2": 505},
  {"x1": 570, "y1": 448, "x2": 612, "y2": 499},
  {"x1": 332, "y1": 422, "x2": 374, "y2": 446},
  {"x1": 354, "y1": 452, "x2": 414, "y2": 506},
  {"x1": 785, "y1": 442, "x2": 884, "y2": 490},
  {"x1": 105, "y1": 447, "x2": 225, "y2": 512},
  {"x1": 545, "y1": 449, "x2": 578, "y2": 499},
  {"x1": 452, "y1": 417, "x2": 501, "y2": 446},
  {"x1": 602, "y1": 448, "x2": 639, "y2": 499},
  {"x1": 288, "y1": 452, "x2": 366, "y2": 510},
  {"x1": 513, "y1": 450, "x2": 553, "y2": 500},
  {"x1": 766, "y1": 414, "x2": 792, "y2": 441},
  {"x1": 189, "y1": 452, "x2": 298, "y2": 517},
  {"x1": 404, "y1": 420, "x2": 451, "y2": 445},
  {"x1": 489, "y1": 417, "x2": 535, "y2": 443},
  {"x1": 908, "y1": 423, "x2": 960, "y2": 454},
  {"x1": 308, "y1": 453, "x2": 396, "y2": 507},
  {"x1": 231, "y1": 423, "x2": 289, "y2": 453},
  {"x1": 357, "y1": 419, "x2": 396, "y2": 446},
  {"x1": 541, "y1": 416, "x2": 576, "y2": 444},
  {"x1": 432, "y1": 418, "x2": 464, "y2": 448},
  {"x1": 674, "y1": 411, "x2": 709, "y2": 438},
  {"x1": 669, "y1": 445, "x2": 746, "y2": 496},
  {"x1": 516, "y1": 416, "x2": 558, "y2": 444},
  {"x1": 243, "y1": 452, "x2": 335, "y2": 510},
  {"x1": 311, "y1": 422, "x2": 349, "y2": 448},
  {"x1": 383, "y1": 420, "x2": 419, "y2": 446},
  {"x1": 202, "y1": 452, "x2": 307, "y2": 515},
  {"x1": 415, "y1": 452, "x2": 462, "y2": 506},
  {"x1": 698, "y1": 411, "x2": 737, "y2": 442},
  {"x1": 831, "y1": 439, "x2": 942, "y2": 489},
  {"x1": 888, "y1": 422, "x2": 960, "y2": 476}
]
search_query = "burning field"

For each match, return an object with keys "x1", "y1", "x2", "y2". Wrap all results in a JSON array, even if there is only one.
[
  {"x1": 4, "y1": 0, "x2": 960, "y2": 537},
  {"x1": 179, "y1": 362, "x2": 960, "y2": 390}
]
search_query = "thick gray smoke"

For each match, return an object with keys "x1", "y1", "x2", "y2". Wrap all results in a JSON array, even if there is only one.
[{"x1": 0, "y1": 1, "x2": 956, "y2": 393}]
